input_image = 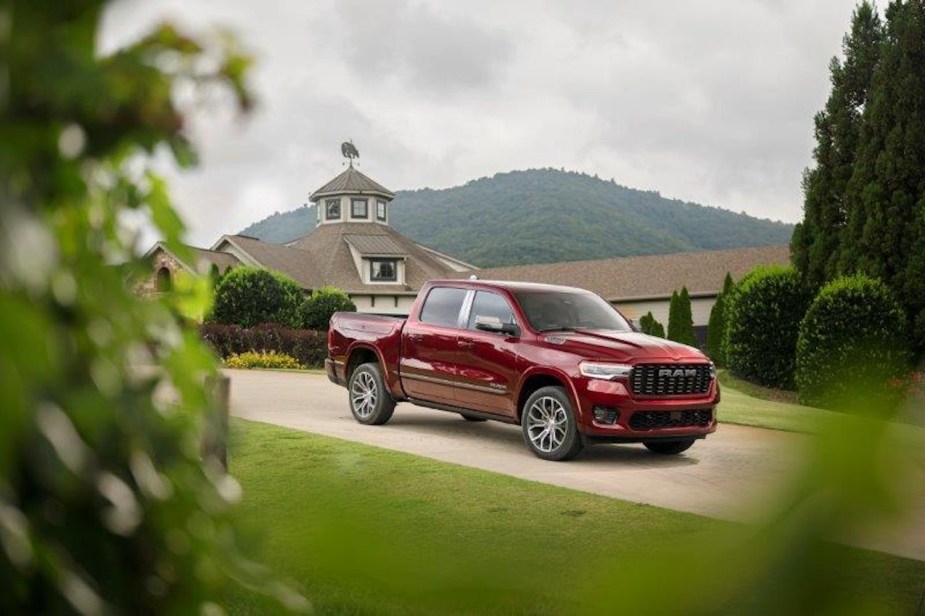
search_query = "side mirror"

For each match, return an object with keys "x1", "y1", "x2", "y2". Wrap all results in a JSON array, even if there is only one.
[{"x1": 475, "y1": 315, "x2": 520, "y2": 337}]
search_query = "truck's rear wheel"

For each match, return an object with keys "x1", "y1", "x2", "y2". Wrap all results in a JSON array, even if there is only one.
[
  {"x1": 521, "y1": 386, "x2": 583, "y2": 461},
  {"x1": 643, "y1": 439, "x2": 695, "y2": 455},
  {"x1": 348, "y1": 363, "x2": 395, "y2": 425}
]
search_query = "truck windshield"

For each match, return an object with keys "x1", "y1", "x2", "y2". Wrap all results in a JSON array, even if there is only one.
[{"x1": 513, "y1": 291, "x2": 632, "y2": 333}]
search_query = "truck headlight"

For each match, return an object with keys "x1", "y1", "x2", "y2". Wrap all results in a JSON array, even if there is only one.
[
  {"x1": 709, "y1": 362, "x2": 716, "y2": 379},
  {"x1": 580, "y1": 362, "x2": 632, "y2": 380}
]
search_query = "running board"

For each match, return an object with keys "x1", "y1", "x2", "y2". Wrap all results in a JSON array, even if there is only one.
[{"x1": 405, "y1": 398, "x2": 520, "y2": 425}]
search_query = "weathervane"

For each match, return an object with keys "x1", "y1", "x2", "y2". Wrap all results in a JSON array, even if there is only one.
[{"x1": 341, "y1": 139, "x2": 360, "y2": 167}]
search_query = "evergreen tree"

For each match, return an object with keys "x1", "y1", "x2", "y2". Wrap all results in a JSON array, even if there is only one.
[
  {"x1": 639, "y1": 311, "x2": 666, "y2": 338},
  {"x1": 651, "y1": 318, "x2": 666, "y2": 339},
  {"x1": 668, "y1": 288, "x2": 697, "y2": 346},
  {"x1": 841, "y1": 0, "x2": 925, "y2": 349},
  {"x1": 706, "y1": 274, "x2": 734, "y2": 365},
  {"x1": 793, "y1": 2, "x2": 883, "y2": 288},
  {"x1": 667, "y1": 290, "x2": 680, "y2": 341}
]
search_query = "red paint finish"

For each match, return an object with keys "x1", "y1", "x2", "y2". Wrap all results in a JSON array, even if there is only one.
[{"x1": 327, "y1": 280, "x2": 719, "y2": 443}]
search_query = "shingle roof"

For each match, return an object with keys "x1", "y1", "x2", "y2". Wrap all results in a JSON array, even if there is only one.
[
  {"x1": 458, "y1": 245, "x2": 791, "y2": 301},
  {"x1": 310, "y1": 167, "x2": 395, "y2": 201},
  {"x1": 217, "y1": 235, "x2": 323, "y2": 288},
  {"x1": 289, "y1": 222, "x2": 466, "y2": 293},
  {"x1": 343, "y1": 234, "x2": 406, "y2": 256},
  {"x1": 187, "y1": 246, "x2": 240, "y2": 271}
]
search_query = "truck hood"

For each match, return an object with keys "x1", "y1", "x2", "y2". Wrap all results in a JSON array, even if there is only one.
[{"x1": 542, "y1": 330, "x2": 708, "y2": 364}]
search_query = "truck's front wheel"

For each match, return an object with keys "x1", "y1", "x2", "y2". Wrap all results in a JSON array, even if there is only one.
[
  {"x1": 348, "y1": 363, "x2": 395, "y2": 425},
  {"x1": 521, "y1": 386, "x2": 583, "y2": 461}
]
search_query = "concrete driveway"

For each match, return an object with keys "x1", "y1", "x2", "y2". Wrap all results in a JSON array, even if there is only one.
[{"x1": 227, "y1": 369, "x2": 925, "y2": 561}]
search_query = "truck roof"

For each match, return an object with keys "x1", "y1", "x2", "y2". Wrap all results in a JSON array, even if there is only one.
[{"x1": 426, "y1": 279, "x2": 595, "y2": 295}]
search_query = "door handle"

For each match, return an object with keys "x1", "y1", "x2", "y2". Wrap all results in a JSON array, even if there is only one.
[
  {"x1": 406, "y1": 333, "x2": 424, "y2": 342},
  {"x1": 457, "y1": 340, "x2": 474, "y2": 349}
]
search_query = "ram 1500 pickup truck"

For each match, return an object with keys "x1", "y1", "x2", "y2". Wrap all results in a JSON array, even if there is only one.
[{"x1": 326, "y1": 279, "x2": 719, "y2": 461}]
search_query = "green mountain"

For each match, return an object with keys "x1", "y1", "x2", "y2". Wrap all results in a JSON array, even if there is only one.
[{"x1": 240, "y1": 168, "x2": 793, "y2": 267}]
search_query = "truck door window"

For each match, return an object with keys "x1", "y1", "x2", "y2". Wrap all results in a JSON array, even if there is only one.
[
  {"x1": 419, "y1": 287, "x2": 468, "y2": 327},
  {"x1": 467, "y1": 291, "x2": 515, "y2": 329}
]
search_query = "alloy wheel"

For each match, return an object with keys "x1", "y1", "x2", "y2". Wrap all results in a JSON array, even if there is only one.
[
  {"x1": 350, "y1": 371, "x2": 377, "y2": 419},
  {"x1": 526, "y1": 396, "x2": 568, "y2": 453}
]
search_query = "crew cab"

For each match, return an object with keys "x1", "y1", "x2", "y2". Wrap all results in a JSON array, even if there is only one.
[{"x1": 326, "y1": 280, "x2": 719, "y2": 461}]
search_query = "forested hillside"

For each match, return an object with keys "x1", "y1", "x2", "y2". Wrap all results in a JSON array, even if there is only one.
[{"x1": 240, "y1": 169, "x2": 793, "y2": 267}]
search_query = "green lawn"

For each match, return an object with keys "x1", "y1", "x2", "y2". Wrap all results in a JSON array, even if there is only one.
[
  {"x1": 716, "y1": 379, "x2": 839, "y2": 433},
  {"x1": 225, "y1": 420, "x2": 925, "y2": 615}
]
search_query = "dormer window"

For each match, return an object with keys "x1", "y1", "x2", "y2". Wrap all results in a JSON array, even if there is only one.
[
  {"x1": 377, "y1": 200, "x2": 387, "y2": 222},
  {"x1": 370, "y1": 259, "x2": 398, "y2": 282},
  {"x1": 325, "y1": 199, "x2": 341, "y2": 220},
  {"x1": 351, "y1": 198, "x2": 368, "y2": 219}
]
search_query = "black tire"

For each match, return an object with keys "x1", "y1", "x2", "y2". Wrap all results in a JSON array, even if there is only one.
[
  {"x1": 461, "y1": 414, "x2": 487, "y2": 422},
  {"x1": 520, "y1": 386, "x2": 583, "y2": 461},
  {"x1": 643, "y1": 439, "x2": 696, "y2": 455},
  {"x1": 347, "y1": 363, "x2": 395, "y2": 425}
]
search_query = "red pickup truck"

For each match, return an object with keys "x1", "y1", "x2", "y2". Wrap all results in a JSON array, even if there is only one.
[{"x1": 326, "y1": 279, "x2": 718, "y2": 461}]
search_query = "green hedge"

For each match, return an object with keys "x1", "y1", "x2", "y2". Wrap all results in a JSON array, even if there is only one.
[
  {"x1": 796, "y1": 275, "x2": 911, "y2": 409},
  {"x1": 210, "y1": 266, "x2": 303, "y2": 328},
  {"x1": 299, "y1": 286, "x2": 356, "y2": 330},
  {"x1": 200, "y1": 323, "x2": 327, "y2": 368},
  {"x1": 723, "y1": 266, "x2": 811, "y2": 389}
]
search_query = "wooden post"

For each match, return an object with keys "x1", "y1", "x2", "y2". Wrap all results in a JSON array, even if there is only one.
[{"x1": 202, "y1": 374, "x2": 230, "y2": 471}]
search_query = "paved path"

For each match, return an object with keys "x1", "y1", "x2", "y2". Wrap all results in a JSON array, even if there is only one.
[{"x1": 227, "y1": 369, "x2": 925, "y2": 561}]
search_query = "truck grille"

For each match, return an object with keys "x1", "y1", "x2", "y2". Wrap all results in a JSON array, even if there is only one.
[
  {"x1": 629, "y1": 409, "x2": 713, "y2": 431},
  {"x1": 630, "y1": 364, "x2": 712, "y2": 396}
]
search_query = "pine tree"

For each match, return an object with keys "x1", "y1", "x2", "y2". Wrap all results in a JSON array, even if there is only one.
[
  {"x1": 793, "y1": 2, "x2": 883, "y2": 288},
  {"x1": 706, "y1": 274, "x2": 734, "y2": 365},
  {"x1": 678, "y1": 287, "x2": 697, "y2": 346},
  {"x1": 668, "y1": 288, "x2": 697, "y2": 346},
  {"x1": 651, "y1": 318, "x2": 666, "y2": 339},
  {"x1": 639, "y1": 311, "x2": 666, "y2": 338},
  {"x1": 841, "y1": 0, "x2": 925, "y2": 349},
  {"x1": 667, "y1": 290, "x2": 680, "y2": 341}
]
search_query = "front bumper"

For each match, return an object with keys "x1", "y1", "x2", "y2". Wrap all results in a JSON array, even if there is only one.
[{"x1": 574, "y1": 377, "x2": 720, "y2": 441}]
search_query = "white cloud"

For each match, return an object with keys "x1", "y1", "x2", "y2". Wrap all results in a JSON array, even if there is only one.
[{"x1": 100, "y1": 0, "x2": 859, "y2": 247}]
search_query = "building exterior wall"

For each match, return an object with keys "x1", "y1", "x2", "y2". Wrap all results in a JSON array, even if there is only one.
[
  {"x1": 349, "y1": 294, "x2": 417, "y2": 316},
  {"x1": 613, "y1": 296, "x2": 717, "y2": 328},
  {"x1": 136, "y1": 250, "x2": 187, "y2": 298}
]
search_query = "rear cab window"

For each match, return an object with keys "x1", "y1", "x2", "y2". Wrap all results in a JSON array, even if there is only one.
[{"x1": 418, "y1": 287, "x2": 468, "y2": 327}]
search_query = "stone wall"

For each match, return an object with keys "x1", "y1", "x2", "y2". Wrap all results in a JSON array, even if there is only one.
[{"x1": 135, "y1": 249, "x2": 186, "y2": 298}]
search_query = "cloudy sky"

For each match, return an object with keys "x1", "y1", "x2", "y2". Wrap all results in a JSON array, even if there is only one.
[{"x1": 101, "y1": 0, "x2": 858, "y2": 248}]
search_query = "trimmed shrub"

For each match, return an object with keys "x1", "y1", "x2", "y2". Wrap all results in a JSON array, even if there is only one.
[
  {"x1": 796, "y1": 275, "x2": 911, "y2": 409},
  {"x1": 201, "y1": 323, "x2": 327, "y2": 368},
  {"x1": 299, "y1": 285, "x2": 356, "y2": 330},
  {"x1": 210, "y1": 266, "x2": 303, "y2": 328},
  {"x1": 225, "y1": 350, "x2": 303, "y2": 370},
  {"x1": 668, "y1": 287, "x2": 696, "y2": 346},
  {"x1": 723, "y1": 266, "x2": 812, "y2": 389},
  {"x1": 639, "y1": 311, "x2": 666, "y2": 338},
  {"x1": 706, "y1": 273, "x2": 734, "y2": 366}
]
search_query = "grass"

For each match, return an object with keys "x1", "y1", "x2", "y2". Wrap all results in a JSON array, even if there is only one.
[
  {"x1": 225, "y1": 420, "x2": 925, "y2": 615},
  {"x1": 718, "y1": 370, "x2": 800, "y2": 405},
  {"x1": 716, "y1": 378, "x2": 839, "y2": 434}
]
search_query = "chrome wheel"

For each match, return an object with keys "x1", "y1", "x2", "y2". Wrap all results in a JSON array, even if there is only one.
[
  {"x1": 350, "y1": 371, "x2": 377, "y2": 419},
  {"x1": 526, "y1": 396, "x2": 568, "y2": 453}
]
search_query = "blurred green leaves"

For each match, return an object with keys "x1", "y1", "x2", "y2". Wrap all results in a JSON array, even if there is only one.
[{"x1": 0, "y1": 0, "x2": 305, "y2": 613}]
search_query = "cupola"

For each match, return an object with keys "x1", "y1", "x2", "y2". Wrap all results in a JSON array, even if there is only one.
[{"x1": 311, "y1": 142, "x2": 395, "y2": 226}]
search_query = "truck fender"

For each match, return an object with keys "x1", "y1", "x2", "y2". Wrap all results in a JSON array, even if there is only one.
[
  {"x1": 514, "y1": 366, "x2": 584, "y2": 423},
  {"x1": 345, "y1": 342, "x2": 403, "y2": 399}
]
